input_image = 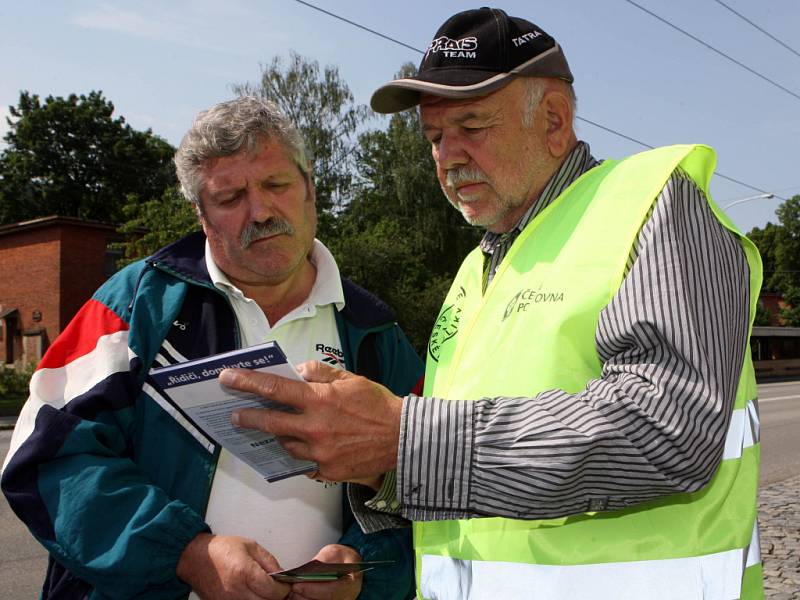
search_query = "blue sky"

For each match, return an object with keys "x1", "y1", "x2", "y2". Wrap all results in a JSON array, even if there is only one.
[{"x1": 1, "y1": 0, "x2": 798, "y2": 234}]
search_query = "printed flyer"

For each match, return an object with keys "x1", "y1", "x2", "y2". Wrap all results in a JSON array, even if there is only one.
[{"x1": 150, "y1": 341, "x2": 315, "y2": 482}]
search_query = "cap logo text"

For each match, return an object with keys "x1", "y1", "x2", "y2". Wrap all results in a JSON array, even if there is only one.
[
  {"x1": 512, "y1": 31, "x2": 542, "y2": 47},
  {"x1": 426, "y1": 36, "x2": 478, "y2": 59}
]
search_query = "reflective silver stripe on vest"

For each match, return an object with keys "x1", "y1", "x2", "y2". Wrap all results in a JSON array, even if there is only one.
[
  {"x1": 420, "y1": 400, "x2": 761, "y2": 599},
  {"x1": 722, "y1": 399, "x2": 760, "y2": 460},
  {"x1": 745, "y1": 520, "x2": 761, "y2": 568},
  {"x1": 420, "y1": 541, "x2": 752, "y2": 600}
]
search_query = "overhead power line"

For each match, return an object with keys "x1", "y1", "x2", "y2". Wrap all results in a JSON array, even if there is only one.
[
  {"x1": 289, "y1": 0, "x2": 783, "y2": 200},
  {"x1": 622, "y1": 0, "x2": 800, "y2": 102},
  {"x1": 713, "y1": 174, "x2": 781, "y2": 198},
  {"x1": 575, "y1": 117, "x2": 653, "y2": 149},
  {"x1": 291, "y1": 0, "x2": 423, "y2": 55},
  {"x1": 711, "y1": 0, "x2": 800, "y2": 59}
]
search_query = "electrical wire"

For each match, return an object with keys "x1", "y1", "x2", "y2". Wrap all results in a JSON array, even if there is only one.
[
  {"x1": 622, "y1": 0, "x2": 800, "y2": 102},
  {"x1": 573, "y1": 117, "x2": 653, "y2": 149},
  {"x1": 711, "y1": 0, "x2": 800, "y2": 59},
  {"x1": 289, "y1": 0, "x2": 785, "y2": 200},
  {"x1": 291, "y1": 0, "x2": 423, "y2": 55}
]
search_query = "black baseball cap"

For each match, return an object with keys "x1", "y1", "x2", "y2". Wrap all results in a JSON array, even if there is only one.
[{"x1": 371, "y1": 7, "x2": 573, "y2": 114}]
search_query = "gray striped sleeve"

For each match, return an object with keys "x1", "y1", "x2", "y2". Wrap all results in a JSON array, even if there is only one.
[{"x1": 397, "y1": 172, "x2": 750, "y2": 521}]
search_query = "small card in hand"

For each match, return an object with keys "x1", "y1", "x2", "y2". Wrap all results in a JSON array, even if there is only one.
[{"x1": 270, "y1": 559, "x2": 393, "y2": 583}]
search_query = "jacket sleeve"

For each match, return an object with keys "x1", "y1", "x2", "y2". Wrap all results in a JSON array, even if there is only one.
[
  {"x1": 372, "y1": 325, "x2": 425, "y2": 399},
  {"x1": 340, "y1": 322, "x2": 423, "y2": 600},
  {"x1": 339, "y1": 503, "x2": 415, "y2": 600},
  {"x1": 0, "y1": 295, "x2": 209, "y2": 599}
]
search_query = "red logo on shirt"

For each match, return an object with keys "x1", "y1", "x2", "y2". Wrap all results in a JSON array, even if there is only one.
[{"x1": 316, "y1": 343, "x2": 345, "y2": 368}]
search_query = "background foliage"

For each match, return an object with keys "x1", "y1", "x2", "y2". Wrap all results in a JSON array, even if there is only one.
[
  {"x1": 114, "y1": 186, "x2": 198, "y2": 267},
  {"x1": 747, "y1": 195, "x2": 800, "y2": 326},
  {"x1": 0, "y1": 56, "x2": 481, "y2": 355},
  {"x1": 3, "y1": 53, "x2": 795, "y2": 356},
  {"x1": 231, "y1": 52, "x2": 370, "y2": 240},
  {"x1": 0, "y1": 91, "x2": 175, "y2": 225},
  {"x1": 0, "y1": 363, "x2": 35, "y2": 414}
]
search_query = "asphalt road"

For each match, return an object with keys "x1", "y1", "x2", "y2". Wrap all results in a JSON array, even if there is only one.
[
  {"x1": 758, "y1": 380, "x2": 800, "y2": 485},
  {"x1": 1, "y1": 380, "x2": 799, "y2": 597},
  {"x1": 0, "y1": 430, "x2": 47, "y2": 598}
]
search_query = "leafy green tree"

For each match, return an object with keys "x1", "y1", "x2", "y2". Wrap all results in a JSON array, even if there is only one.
[
  {"x1": 105, "y1": 58, "x2": 481, "y2": 353},
  {"x1": 327, "y1": 64, "x2": 481, "y2": 352},
  {"x1": 771, "y1": 196, "x2": 800, "y2": 292},
  {"x1": 746, "y1": 222, "x2": 781, "y2": 291},
  {"x1": 0, "y1": 91, "x2": 175, "y2": 225},
  {"x1": 350, "y1": 103, "x2": 480, "y2": 277},
  {"x1": 753, "y1": 300, "x2": 772, "y2": 326},
  {"x1": 115, "y1": 53, "x2": 367, "y2": 265},
  {"x1": 115, "y1": 186, "x2": 199, "y2": 267},
  {"x1": 779, "y1": 287, "x2": 800, "y2": 327},
  {"x1": 232, "y1": 52, "x2": 369, "y2": 235},
  {"x1": 748, "y1": 195, "x2": 800, "y2": 326},
  {"x1": 331, "y1": 218, "x2": 455, "y2": 350}
]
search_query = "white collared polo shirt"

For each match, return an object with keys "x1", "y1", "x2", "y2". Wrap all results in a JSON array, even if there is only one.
[{"x1": 200, "y1": 239, "x2": 346, "y2": 576}]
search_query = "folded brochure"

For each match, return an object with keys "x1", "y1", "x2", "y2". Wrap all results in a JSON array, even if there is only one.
[
  {"x1": 270, "y1": 560, "x2": 394, "y2": 583},
  {"x1": 150, "y1": 341, "x2": 315, "y2": 482}
]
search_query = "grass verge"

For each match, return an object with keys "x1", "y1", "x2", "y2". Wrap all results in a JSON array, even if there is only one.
[{"x1": 0, "y1": 395, "x2": 26, "y2": 417}]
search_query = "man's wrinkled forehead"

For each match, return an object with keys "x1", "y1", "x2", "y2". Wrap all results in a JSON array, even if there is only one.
[
  {"x1": 420, "y1": 94, "x2": 463, "y2": 109},
  {"x1": 419, "y1": 87, "x2": 498, "y2": 110}
]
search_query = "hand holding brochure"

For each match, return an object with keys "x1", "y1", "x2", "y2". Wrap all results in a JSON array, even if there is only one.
[
  {"x1": 269, "y1": 560, "x2": 394, "y2": 583},
  {"x1": 150, "y1": 341, "x2": 315, "y2": 482}
]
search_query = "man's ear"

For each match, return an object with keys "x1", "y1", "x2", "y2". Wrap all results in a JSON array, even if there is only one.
[
  {"x1": 193, "y1": 201, "x2": 208, "y2": 232},
  {"x1": 306, "y1": 176, "x2": 317, "y2": 205},
  {"x1": 542, "y1": 88, "x2": 575, "y2": 159}
]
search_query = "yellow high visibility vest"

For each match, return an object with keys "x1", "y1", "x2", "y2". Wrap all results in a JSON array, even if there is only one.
[{"x1": 418, "y1": 145, "x2": 764, "y2": 599}]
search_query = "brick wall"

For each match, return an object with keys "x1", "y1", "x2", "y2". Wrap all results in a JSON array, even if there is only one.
[
  {"x1": 760, "y1": 291, "x2": 786, "y2": 326},
  {"x1": 0, "y1": 226, "x2": 61, "y2": 364},
  {"x1": 59, "y1": 223, "x2": 118, "y2": 331},
  {"x1": 0, "y1": 218, "x2": 119, "y2": 365}
]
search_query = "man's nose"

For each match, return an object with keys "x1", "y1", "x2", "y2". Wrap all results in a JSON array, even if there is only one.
[
  {"x1": 437, "y1": 132, "x2": 469, "y2": 170},
  {"x1": 247, "y1": 188, "x2": 273, "y2": 222}
]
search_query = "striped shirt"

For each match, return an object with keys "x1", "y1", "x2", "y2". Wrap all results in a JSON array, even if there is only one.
[{"x1": 356, "y1": 141, "x2": 750, "y2": 529}]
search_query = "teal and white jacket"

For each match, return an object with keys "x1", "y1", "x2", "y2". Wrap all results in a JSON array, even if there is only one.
[{"x1": 1, "y1": 231, "x2": 423, "y2": 599}]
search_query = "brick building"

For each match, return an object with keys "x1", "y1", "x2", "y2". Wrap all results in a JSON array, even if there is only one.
[
  {"x1": 0, "y1": 216, "x2": 122, "y2": 366},
  {"x1": 759, "y1": 291, "x2": 787, "y2": 326}
]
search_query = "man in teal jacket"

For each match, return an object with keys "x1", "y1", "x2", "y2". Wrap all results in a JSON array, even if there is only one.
[{"x1": 1, "y1": 96, "x2": 423, "y2": 599}]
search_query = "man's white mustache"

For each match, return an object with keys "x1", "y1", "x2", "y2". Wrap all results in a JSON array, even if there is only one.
[{"x1": 446, "y1": 166, "x2": 489, "y2": 189}]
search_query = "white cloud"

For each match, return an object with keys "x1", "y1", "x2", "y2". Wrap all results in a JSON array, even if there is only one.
[
  {"x1": 69, "y1": 1, "x2": 264, "y2": 53},
  {"x1": 71, "y1": 3, "x2": 169, "y2": 38}
]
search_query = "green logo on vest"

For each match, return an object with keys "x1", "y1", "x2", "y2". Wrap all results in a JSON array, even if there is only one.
[
  {"x1": 503, "y1": 286, "x2": 565, "y2": 321},
  {"x1": 428, "y1": 286, "x2": 466, "y2": 362}
]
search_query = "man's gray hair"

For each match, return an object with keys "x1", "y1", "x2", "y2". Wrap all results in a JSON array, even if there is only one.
[
  {"x1": 175, "y1": 96, "x2": 312, "y2": 205},
  {"x1": 521, "y1": 78, "x2": 577, "y2": 128}
]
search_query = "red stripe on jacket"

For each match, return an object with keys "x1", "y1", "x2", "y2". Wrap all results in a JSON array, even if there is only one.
[{"x1": 37, "y1": 299, "x2": 129, "y2": 371}]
